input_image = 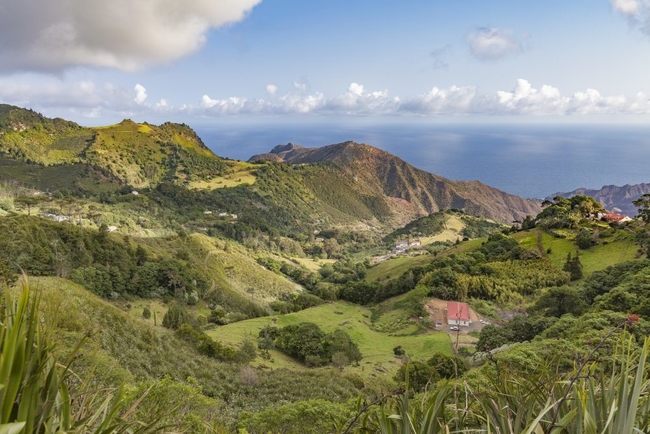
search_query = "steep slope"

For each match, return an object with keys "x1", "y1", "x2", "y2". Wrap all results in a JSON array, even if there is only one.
[
  {"x1": 250, "y1": 141, "x2": 542, "y2": 224},
  {"x1": 550, "y1": 183, "x2": 650, "y2": 216},
  {"x1": 0, "y1": 104, "x2": 229, "y2": 188}
]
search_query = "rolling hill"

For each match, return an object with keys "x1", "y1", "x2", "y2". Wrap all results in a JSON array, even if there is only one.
[{"x1": 0, "y1": 104, "x2": 229, "y2": 189}]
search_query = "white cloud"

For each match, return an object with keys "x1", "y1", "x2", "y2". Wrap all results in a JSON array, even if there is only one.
[
  {"x1": 612, "y1": 0, "x2": 650, "y2": 35},
  {"x1": 0, "y1": 0, "x2": 262, "y2": 72},
  {"x1": 265, "y1": 84, "x2": 278, "y2": 95},
  {"x1": 467, "y1": 27, "x2": 524, "y2": 61},
  {"x1": 612, "y1": 0, "x2": 641, "y2": 16},
  {"x1": 400, "y1": 85, "x2": 477, "y2": 115},
  {"x1": 2, "y1": 78, "x2": 648, "y2": 121},
  {"x1": 134, "y1": 84, "x2": 147, "y2": 104}
]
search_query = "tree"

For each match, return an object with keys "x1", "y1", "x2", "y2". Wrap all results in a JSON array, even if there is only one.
[
  {"x1": 575, "y1": 229, "x2": 594, "y2": 249},
  {"x1": 394, "y1": 361, "x2": 439, "y2": 392},
  {"x1": 162, "y1": 304, "x2": 191, "y2": 330},
  {"x1": 427, "y1": 352, "x2": 466, "y2": 379},
  {"x1": 14, "y1": 195, "x2": 42, "y2": 216},
  {"x1": 563, "y1": 252, "x2": 583, "y2": 281},
  {"x1": 634, "y1": 193, "x2": 650, "y2": 222},
  {"x1": 530, "y1": 286, "x2": 587, "y2": 318},
  {"x1": 476, "y1": 325, "x2": 510, "y2": 351}
]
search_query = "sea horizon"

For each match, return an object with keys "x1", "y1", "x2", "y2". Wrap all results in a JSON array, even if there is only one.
[{"x1": 195, "y1": 122, "x2": 650, "y2": 200}]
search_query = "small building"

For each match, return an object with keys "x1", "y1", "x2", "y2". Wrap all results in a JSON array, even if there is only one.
[
  {"x1": 447, "y1": 301, "x2": 471, "y2": 327},
  {"x1": 409, "y1": 239, "x2": 421, "y2": 247},
  {"x1": 602, "y1": 212, "x2": 631, "y2": 223},
  {"x1": 395, "y1": 240, "x2": 408, "y2": 251}
]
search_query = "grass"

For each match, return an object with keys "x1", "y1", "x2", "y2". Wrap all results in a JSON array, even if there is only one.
[
  {"x1": 269, "y1": 254, "x2": 336, "y2": 272},
  {"x1": 514, "y1": 228, "x2": 639, "y2": 277},
  {"x1": 207, "y1": 300, "x2": 451, "y2": 380},
  {"x1": 419, "y1": 215, "x2": 465, "y2": 244},
  {"x1": 366, "y1": 238, "x2": 486, "y2": 283},
  {"x1": 189, "y1": 170, "x2": 257, "y2": 189},
  {"x1": 366, "y1": 255, "x2": 434, "y2": 282}
]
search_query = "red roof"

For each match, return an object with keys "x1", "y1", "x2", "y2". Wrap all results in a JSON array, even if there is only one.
[
  {"x1": 447, "y1": 302, "x2": 471, "y2": 322},
  {"x1": 603, "y1": 213, "x2": 625, "y2": 222}
]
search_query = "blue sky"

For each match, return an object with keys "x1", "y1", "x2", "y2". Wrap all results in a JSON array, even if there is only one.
[{"x1": 0, "y1": 0, "x2": 649, "y2": 125}]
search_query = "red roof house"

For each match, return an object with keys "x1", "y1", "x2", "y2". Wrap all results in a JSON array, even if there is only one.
[{"x1": 447, "y1": 301, "x2": 471, "y2": 326}]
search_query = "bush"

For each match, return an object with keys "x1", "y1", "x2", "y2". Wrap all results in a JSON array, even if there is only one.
[{"x1": 162, "y1": 304, "x2": 191, "y2": 330}]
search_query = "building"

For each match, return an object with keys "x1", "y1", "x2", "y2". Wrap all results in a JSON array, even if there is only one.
[
  {"x1": 395, "y1": 240, "x2": 408, "y2": 252},
  {"x1": 602, "y1": 212, "x2": 632, "y2": 223},
  {"x1": 447, "y1": 301, "x2": 471, "y2": 327}
]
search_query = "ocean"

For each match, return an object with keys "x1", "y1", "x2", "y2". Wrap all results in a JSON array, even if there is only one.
[{"x1": 194, "y1": 122, "x2": 650, "y2": 199}]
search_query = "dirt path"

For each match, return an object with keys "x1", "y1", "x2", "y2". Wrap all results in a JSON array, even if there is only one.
[{"x1": 536, "y1": 230, "x2": 548, "y2": 258}]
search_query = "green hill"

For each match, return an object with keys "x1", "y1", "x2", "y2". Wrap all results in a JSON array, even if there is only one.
[
  {"x1": 24, "y1": 277, "x2": 360, "y2": 430},
  {"x1": 0, "y1": 105, "x2": 230, "y2": 189}
]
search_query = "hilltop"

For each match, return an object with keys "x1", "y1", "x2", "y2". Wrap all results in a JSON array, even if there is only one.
[
  {"x1": 0, "y1": 104, "x2": 229, "y2": 188},
  {"x1": 250, "y1": 141, "x2": 542, "y2": 224}
]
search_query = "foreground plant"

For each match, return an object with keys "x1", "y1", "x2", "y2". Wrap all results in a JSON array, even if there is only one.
[
  {"x1": 349, "y1": 321, "x2": 650, "y2": 434},
  {"x1": 0, "y1": 278, "x2": 165, "y2": 433}
]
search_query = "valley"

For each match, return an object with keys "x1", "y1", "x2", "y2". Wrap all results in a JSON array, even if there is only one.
[{"x1": 2, "y1": 105, "x2": 650, "y2": 433}]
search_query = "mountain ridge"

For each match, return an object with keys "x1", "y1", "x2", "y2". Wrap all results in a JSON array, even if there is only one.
[
  {"x1": 250, "y1": 141, "x2": 542, "y2": 224},
  {"x1": 549, "y1": 183, "x2": 650, "y2": 216}
]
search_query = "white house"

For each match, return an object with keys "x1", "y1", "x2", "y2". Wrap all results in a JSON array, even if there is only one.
[{"x1": 447, "y1": 301, "x2": 471, "y2": 327}]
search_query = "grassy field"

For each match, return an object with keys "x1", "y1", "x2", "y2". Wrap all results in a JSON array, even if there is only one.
[
  {"x1": 514, "y1": 228, "x2": 639, "y2": 277},
  {"x1": 366, "y1": 238, "x2": 486, "y2": 283},
  {"x1": 366, "y1": 255, "x2": 434, "y2": 282},
  {"x1": 190, "y1": 161, "x2": 258, "y2": 189},
  {"x1": 419, "y1": 215, "x2": 465, "y2": 244},
  {"x1": 207, "y1": 301, "x2": 451, "y2": 380},
  {"x1": 269, "y1": 254, "x2": 336, "y2": 272},
  {"x1": 189, "y1": 170, "x2": 257, "y2": 189}
]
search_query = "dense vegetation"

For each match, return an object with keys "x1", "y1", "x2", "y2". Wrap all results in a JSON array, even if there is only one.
[{"x1": 4, "y1": 104, "x2": 650, "y2": 432}]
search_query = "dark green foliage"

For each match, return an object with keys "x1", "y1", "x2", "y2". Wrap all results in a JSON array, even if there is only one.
[
  {"x1": 162, "y1": 304, "x2": 191, "y2": 330},
  {"x1": 427, "y1": 352, "x2": 467, "y2": 379},
  {"x1": 393, "y1": 345, "x2": 406, "y2": 356},
  {"x1": 238, "y1": 399, "x2": 355, "y2": 434},
  {"x1": 478, "y1": 232, "x2": 523, "y2": 260},
  {"x1": 142, "y1": 306, "x2": 151, "y2": 319},
  {"x1": 325, "y1": 329, "x2": 362, "y2": 365},
  {"x1": 274, "y1": 322, "x2": 328, "y2": 365},
  {"x1": 633, "y1": 193, "x2": 650, "y2": 223},
  {"x1": 563, "y1": 251, "x2": 584, "y2": 281},
  {"x1": 268, "y1": 323, "x2": 361, "y2": 367},
  {"x1": 394, "y1": 361, "x2": 439, "y2": 392},
  {"x1": 339, "y1": 281, "x2": 379, "y2": 305},
  {"x1": 537, "y1": 195, "x2": 603, "y2": 229},
  {"x1": 530, "y1": 286, "x2": 587, "y2": 318},
  {"x1": 177, "y1": 324, "x2": 238, "y2": 361},
  {"x1": 0, "y1": 215, "x2": 207, "y2": 299},
  {"x1": 384, "y1": 212, "x2": 447, "y2": 245},
  {"x1": 476, "y1": 325, "x2": 511, "y2": 351},
  {"x1": 575, "y1": 228, "x2": 595, "y2": 249},
  {"x1": 476, "y1": 315, "x2": 557, "y2": 351},
  {"x1": 582, "y1": 260, "x2": 650, "y2": 304}
]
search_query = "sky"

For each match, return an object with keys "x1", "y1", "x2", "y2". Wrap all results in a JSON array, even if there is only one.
[{"x1": 0, "y1": 0, "x2": 649, "y2": 126}]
